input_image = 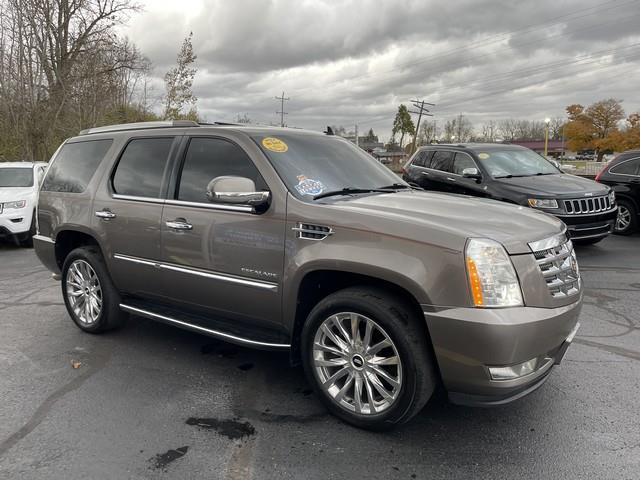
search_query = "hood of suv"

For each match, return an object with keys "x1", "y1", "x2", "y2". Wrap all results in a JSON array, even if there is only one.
[
  {"x1": 0, "y1": 187, "x2": 35, "y2": 204},
  {"x1": 331, "y1": 190, "x2": 564, "y2": 255},
  {"x1": 494, "y1": 173, "x2": 609, "y2": 197}
]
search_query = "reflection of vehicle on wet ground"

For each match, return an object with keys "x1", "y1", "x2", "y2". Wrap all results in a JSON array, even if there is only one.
[
  {"x1": 596, "y1": 149, "x2": 640, "y2": 235},
  {"x1": 403, "y1": 144, "x2": 617, "y2": 244}
]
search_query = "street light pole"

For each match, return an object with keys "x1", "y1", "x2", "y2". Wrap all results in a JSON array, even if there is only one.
[{"x1": 544, "y1": 118, "x2": 551, "y2": 157}]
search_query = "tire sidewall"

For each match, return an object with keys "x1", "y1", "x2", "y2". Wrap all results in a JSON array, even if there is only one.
[
  {"x1": 61, "y1": 247, "x2": 116, "y2": 333},
  {"x1": 301, "y1": 290, "x2": 424, "y2": 429}
]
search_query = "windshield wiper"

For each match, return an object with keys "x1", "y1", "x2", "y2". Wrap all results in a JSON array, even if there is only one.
[
  {"x1": 313, "y1": 187, "x2": 393, "y2": 200},
  {"x1": 377, "y1": 183, "x2": 420, "y2": 190},
  {"x1": 494, "y1": 174, "x2": 534, "y2": 179}
]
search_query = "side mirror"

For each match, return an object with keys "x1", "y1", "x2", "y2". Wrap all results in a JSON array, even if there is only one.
[
  {"x1": 462, "y1": 167, "x2": 482, "y2": 181},
  {"x1": 206, "y1": 176, "x2": 270, "y2": 209}
]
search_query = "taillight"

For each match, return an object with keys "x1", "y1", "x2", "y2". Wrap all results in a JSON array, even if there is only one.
[{"x1": 595, "y1": 166, "x2": 606, "y2": 182}]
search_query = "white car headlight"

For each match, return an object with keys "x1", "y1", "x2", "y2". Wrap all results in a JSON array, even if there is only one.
[
  {"x1": 608, "y1": 191, "x2": 615, "y2": 205},
  {"x1": 527, "y1": 198, "x2": 558, "y2": 209},
  {"x1": 3, "y1": 200, "x2": 27, "y2": 210},
  {"x1": 466, "y1": 238, "x2": 523, "y2": 308}
]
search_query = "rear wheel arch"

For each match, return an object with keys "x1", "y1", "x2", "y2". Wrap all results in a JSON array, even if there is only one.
[{"x1": 54, "y1": 229, "x2": 103, "y2": 270}]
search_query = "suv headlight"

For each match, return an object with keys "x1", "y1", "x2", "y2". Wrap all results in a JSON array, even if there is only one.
[
  {"x1": 3, "y1": 200, "x2": 27, "y2": 210},
  {"x1": 608, "y1": 190, "x2": 615, "y2": 205},
  {"x1": 527, "y1": 198, "x2": 558, "y2": 209},
  {"x1": 466, "y1": 238, "x2": 523, "y2": 307}
]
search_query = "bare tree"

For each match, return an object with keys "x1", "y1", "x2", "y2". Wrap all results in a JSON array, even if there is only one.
[{"x1": 163, "y1": 32, "x2": 198, "y2": 121}]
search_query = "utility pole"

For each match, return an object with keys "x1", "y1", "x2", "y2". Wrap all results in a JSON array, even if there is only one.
[
  {"x1": 409, "y1": 99, "x2": 435, "y2": 154},
  {"x1": 355, "y1": 124, "x2": 359, "y2": 147},
  {"x1": 275, "y1": 91, "x2": 290, "y2": 127}
]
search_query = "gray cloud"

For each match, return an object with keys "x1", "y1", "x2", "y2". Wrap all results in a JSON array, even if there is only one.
[{"x1": 124, "y1": 0, "x2": 640, "y2": 139}]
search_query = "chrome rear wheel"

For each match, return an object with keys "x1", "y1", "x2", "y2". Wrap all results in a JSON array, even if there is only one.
[
  {"x1": 66, "y1": 259, "x2": 103, "y2": 326},
  {"x1": 312, "y1": 312, "x2": 403, "y2": 415}
]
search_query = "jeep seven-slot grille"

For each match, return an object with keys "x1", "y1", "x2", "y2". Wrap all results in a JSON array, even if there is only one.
[
  {"x1": 563, "y1": 195, "x2": 611, "y2": 214},
  {"x1": 292, "y1": 223, "x2": 333, "y2": 240},
  {"x1": 533, "y1": 241, "x2": 580, "y2": 299}
]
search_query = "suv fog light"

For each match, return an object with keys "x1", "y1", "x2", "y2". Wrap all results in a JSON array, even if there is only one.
[{"x1": 489, "y1": 358, "x2": 538, "y2": 380}]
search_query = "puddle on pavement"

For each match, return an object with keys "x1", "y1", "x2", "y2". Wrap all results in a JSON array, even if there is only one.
[
  {"x1": 186, "y1": 417, "x2": 255, "y2": 440},
  {"x1": 148, "y1": 446, "x2": 189, "y2": 470}
]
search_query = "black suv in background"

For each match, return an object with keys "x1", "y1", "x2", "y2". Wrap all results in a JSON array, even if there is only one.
[
  {"x1": 403, "y1": 144, "x2": 617, "y2": 244},
  {"x1": 596, "y1": 150, "x2": 640, "y2": 235}
]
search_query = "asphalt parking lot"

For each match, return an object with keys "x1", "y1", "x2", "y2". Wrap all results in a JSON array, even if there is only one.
[{"x1": 0, "y1": 235, "x2": 638, "y2": 479}]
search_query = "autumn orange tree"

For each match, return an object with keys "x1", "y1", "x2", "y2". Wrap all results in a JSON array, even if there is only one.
[{"x1": 564, "y1": 99, "x2": 640, "y2": 160}]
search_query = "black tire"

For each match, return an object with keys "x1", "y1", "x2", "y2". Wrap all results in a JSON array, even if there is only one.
[
  {"x1": 18, "y1": 213, "x2": 36, "y2": 248},
  {"x1": 61, "y1": 246, "x2": 125, "y2": 333},
  {"x1": 613, "y1": 200, "x2": 637, "y2": 235},
  {"x1": 301, "y1": 287, "x2": 438, "y2": 430}
]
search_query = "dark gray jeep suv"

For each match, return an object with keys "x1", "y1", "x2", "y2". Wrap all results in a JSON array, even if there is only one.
[{"x1": 35, "y1": 121, "x2": 582, "y2": 429}]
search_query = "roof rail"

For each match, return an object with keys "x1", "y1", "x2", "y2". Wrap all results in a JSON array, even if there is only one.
[{"x1": 79, "y1": 120, "x2": 200, "y2": 136}]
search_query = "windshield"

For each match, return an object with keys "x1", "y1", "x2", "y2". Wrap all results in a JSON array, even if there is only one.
[
  {"x1": 477, "y1": 150, "x2": 561, "y2": 178},
  {"x1": 0, "y1": 167, "x2": 34, "y2": 187},
  {"x1": 252, "y1": 133, "x2": 405, "y2": 200}
]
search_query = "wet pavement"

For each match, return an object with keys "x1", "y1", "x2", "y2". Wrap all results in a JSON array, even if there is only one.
[{"x1": 0, "y1": 235, "x2": 638, "y2": 479}]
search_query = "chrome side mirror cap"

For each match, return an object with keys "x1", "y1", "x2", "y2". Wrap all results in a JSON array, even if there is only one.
[
  {"x1": 206, "y1": 176, "x2": 271, "y2": 209},
  {"x1": 462, "y1": 167, "x2": 482, "y2": 180}
]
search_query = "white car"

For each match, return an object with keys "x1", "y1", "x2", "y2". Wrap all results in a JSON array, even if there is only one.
[{"x1": 0, "y1": 162, "x2": 47, "y2": 247}]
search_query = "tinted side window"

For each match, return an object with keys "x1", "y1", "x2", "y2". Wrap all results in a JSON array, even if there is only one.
[
  {"x1": 611, "y1": 158, "x2": 640, "y2": 176},
  {"x1": 177, "y1": 137, "x2": 267, "y2": 203},
  {"x1": 112, "y1": 138, "x2": 174, "y2": 198},
  {"x1": 42, "y1": 140, "x2": 112, "y2": 193},
  {"x1": 452, "y1": 153, "x2": 476, "y2": 175},
  {"x1": 430, "y1": 151, "x2": 454, "y2": 172},
  {"x1": 411, "y1": 152, "x2": 426, "y2": 167}
]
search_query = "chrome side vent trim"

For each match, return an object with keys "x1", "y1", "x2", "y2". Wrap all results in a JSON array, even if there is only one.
[{"x1": 292, "y1": 222, "x2": 333, "y2": 241}]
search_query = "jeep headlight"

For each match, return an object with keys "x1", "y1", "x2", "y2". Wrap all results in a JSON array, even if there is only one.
[
  {"x1": 527, "y1": 198, "x2": 558, "y2": 209},
  {"x1": 608, "y1": 190, "x2": 615, "y2": 205},
  {"x1": 3, "y1": 200, "x2": 27, "y2": 210},
  {"x1": 466, "y1": 238, "x2": 523, "y2": 307}
]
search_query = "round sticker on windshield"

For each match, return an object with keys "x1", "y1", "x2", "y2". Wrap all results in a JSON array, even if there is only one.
[
  {"x1": 262, "y1": 137, "x2": 288, "y2": 153},
  {"x1": 295, "y1": 178, "x2": 325, "y2": 196},
  {"x1": 478, "y1": 153, "x2": 490, "y2": 159}
]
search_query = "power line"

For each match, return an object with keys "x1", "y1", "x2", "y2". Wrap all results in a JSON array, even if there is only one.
[{"x1": 275, "y1": 91, "x2": 290, "y2": 127}]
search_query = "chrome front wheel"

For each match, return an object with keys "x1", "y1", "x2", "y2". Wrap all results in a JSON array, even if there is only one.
[
  {"x1": 312, "y1": 312, "x2": 403, "y2": 415},
  {"x1": 65, "y1": 259, "x2": 103, "y2": 326}
]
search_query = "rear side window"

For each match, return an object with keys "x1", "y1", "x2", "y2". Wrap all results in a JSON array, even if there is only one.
[
  {"x1": 412, "y1": 151, "x2": 433, "y2": 167},
  {"x1": 42, "y1": 139, "x2": 112, "y2": 193},
  {"x1": 452, "y1": 153, "x2": 476, "y2": 175},
  {"x1": 610, "y1": 158, "x2": 640, "y2": 176},
  {"x1": 112, "y1": 138, "x2": 174, "y2": 198},
  {"x1": 430, "y1": 151, "x2": 454, "y2": 172},
  {"x1": 177, "y1": 137, "x2": 267, "y2": 203}
]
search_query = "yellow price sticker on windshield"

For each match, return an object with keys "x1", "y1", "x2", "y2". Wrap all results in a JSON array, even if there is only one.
[
  {"x1": 478, "y1": 153, "x2": 490, "y2": 159},
  {"x1": 262, "y1": 137, "x2": 288, "y2": 153}
]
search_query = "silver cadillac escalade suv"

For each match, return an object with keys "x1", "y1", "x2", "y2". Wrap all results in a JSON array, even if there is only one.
[{"x1": 34, "y1": 121, "x2": 582, "y2": 430}]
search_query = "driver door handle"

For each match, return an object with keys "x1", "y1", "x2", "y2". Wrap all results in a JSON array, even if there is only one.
[
  {"x1": 447, "y1": 177, "x2": 456, "y2": 182},
  {"x1": 95, "y1": 210, "x2": 116, "y2": 220},
  {"x1": 166, "y1": 219, "x2": 193, "y2": 231}
]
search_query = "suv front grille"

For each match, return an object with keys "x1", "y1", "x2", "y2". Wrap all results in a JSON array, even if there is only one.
[
  {"x1": 532, "y1": 239, "x2": 580, "y2": 299},
  {"x1": 563, "y1": 195, "x2": 611, "y2": 214}
]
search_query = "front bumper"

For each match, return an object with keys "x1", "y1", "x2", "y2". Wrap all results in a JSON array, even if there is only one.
[
  {"x1": 0, "y1": 209, "x2": 33, "y2": 236},
  {"x1": 423, "y1": 298, "x2": 582, "y2": 405},
  {"x1": 555, "y1": 208, "x2": 617, "y2": 240}
]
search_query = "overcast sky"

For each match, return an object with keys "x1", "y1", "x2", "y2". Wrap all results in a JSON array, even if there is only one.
[{"x1": 121, "y1": 0, "x2": 640, "y2": 140}]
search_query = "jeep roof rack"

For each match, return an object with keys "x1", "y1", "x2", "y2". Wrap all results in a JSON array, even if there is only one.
[{"x1": 79, "y1": 120, "x2": 200, "y2": 136}]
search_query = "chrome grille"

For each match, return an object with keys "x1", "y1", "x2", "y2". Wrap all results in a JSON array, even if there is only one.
[
  {"x1": 563, "y1": 195, "x2": 611, "y2": 214},
  {"x1": 532, "y1": 239, "x2": 581, "y2": 299}
]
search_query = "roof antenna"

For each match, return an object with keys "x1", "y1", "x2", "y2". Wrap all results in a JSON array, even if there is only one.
[{"x1": 324, "y1": 126, "x2": 335, "y2": 136}]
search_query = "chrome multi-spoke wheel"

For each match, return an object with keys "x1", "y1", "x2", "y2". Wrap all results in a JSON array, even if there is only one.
[
  {"x1": 313, "y1": 312, "x2": 403, "y2": 415},
  {"x1": 66, "y1": 259, "x2": 103, "y2": 325},
  {"x1": 615, "y1": 205, "x2": 631, "y2": 232}
]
